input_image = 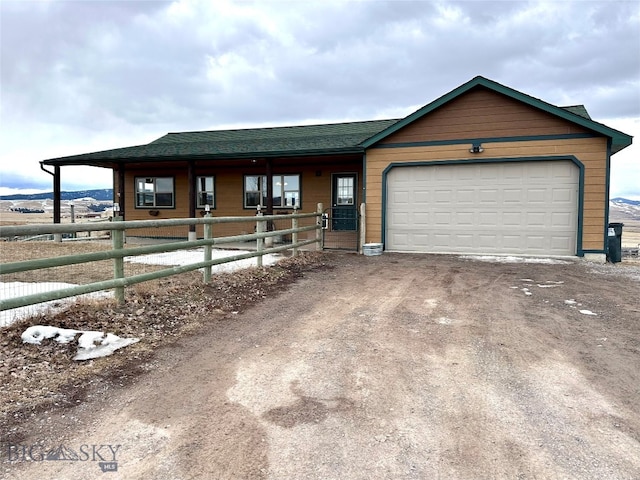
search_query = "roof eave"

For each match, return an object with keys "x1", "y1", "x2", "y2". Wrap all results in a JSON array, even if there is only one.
[
  {"x1": 361, "y1": 76, "x2": 634, "y2": 149},
  {"x1": 40, "y1": 146, "x2": 366, "y2": 167}
]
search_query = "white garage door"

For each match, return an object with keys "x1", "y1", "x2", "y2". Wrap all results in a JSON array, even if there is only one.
[{"x1": 386, "y1": 161, "x2": 579, "y2": 255}]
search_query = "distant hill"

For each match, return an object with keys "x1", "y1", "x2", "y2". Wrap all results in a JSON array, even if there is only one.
[
  {"x1": 610, "y1": 197, "x2": 640, "y2": 223},
  {"x1": 611, "y1": 197, "x2": 640, "y2": 207},
  {"x1": 0, "y1": 189, "x2": 113, "y2": 201}
]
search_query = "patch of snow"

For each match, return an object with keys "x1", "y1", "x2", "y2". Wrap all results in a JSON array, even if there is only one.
[
  {"x1": 520, "y1": 278, "x2": 535, "y2": 282},
  {"x1": 564, "y1": 299, "x2": 577, "y2": 305},
  {"x1": 74, "y1": 331, "x2": 139, "y2": 361},
  {"x1": 21, "y1": 325, "x2": 79, "y2": 345},
  {"x1": 579, "y1": 310, "x2": 597, "y2": 316},
  {"x1": 460, "y1": 255, "x2": 572, "y2": 265},
  {"x1": 1, "y1": 249, "x2": 282, "y2": 328},
  {"x1": 21, "y1": 325, "x2": 139, "y2": 361},
  {"x1": 125, "y1": 248, "x2": 281, "y2": 271},
  {"x1": 521, "y1": 288, "x2": 532, "y2": 296},
  {"x1": 1, "y1": 282, "x2": 112, "y2": 328},
  {"x1": 536, "y1": 284, "x2": 561, "y2": 288}
]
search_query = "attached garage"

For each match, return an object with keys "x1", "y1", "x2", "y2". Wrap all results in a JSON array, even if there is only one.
[
  {"x1": 363, "y1": 76, "x2": 632, "y2": 259},
  {"x1": 385, "y1": 160, "x2": 580, "y2": 256}
]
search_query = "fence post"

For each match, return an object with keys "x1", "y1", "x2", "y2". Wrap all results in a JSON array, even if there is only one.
[
  {"x1": 256, "y1": 206, "x2": 264, "y2": 267},
  {"x1": 316, "y1": 203, "x2": 323, "y2": 251},
  {"x1": 203, "y1": 206, "x2": 212, "y2": 283},
  {"x1": 292, "y1": 205, "x2": 299, "y2": 257},
  {"x1": 111, "y1": 216, "x2": 125, "y2": 305}
]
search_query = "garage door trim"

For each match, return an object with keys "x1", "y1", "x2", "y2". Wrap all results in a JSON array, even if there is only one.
[{"x1": 381, "y1": 155, "x2": 585, "y2": 256}]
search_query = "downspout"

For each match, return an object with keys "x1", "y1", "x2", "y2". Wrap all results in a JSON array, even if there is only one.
[{"x1": 40, "y1": 162, "x2": 61, "y2": 224}]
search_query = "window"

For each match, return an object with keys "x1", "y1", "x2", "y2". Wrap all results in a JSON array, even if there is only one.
[
  {"x1": 196, "y1": 176, "x2": 215, "y2": 208},
  {"x1": 273, "y1": 175, "x2": 300, "y2": 208},
  {"x1": 135, "y1": 177, "x2": 174, "y2": 208},
  {"x1": 244, "y1": 175, "x2": 268, "y2": 208},
  {"x1": 336, "y1": 176, "x2": 354, "y2": 205},
  {"x1": 244, "y1": 174, "x2": 300, "y2": 208}
]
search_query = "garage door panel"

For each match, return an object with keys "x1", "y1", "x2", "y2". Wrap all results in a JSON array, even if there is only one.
[
  {"x1": 386, "y1": 161, "x2": 578, "y2": 255},
  {"x1": 434, "y1": 212, "x2": 451, "y2": 224},
  {"x1": 457, "y1": 189, "x2": 475, "y2": 203},
  {"x1": 526, "y1": 212, "x2": 547, "y2": 226},
  {"x1": 455, "y1": 212, "x2": 474, "y2": 225},
  {"x1": 478, "y1": 212, "x2": 498, "y2": 226},
  {"x1": 551, "y1": 212, "x2": 573, "y2": 227},
  {"x1": 414, "y1": 191, "x2": 430, "y2": 203},
  {"x1": 552, "y1": 188, "x2": 573, "y2": 202}
]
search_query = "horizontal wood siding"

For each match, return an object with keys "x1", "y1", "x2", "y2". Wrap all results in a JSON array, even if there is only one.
[
  {"x1": 123, "y1": 161, "x2": 361, "y2": 239},
  {"x1": 381, "y1": 88, "x2": 591, "y2": 144},
  {"x1": 365, "y1": 136, "x2": 608, "y2": 252}
]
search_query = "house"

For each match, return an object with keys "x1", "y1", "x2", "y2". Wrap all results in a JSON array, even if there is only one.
[{"x1": 41, "y1": 76, "x2": 632, "y2": 259}]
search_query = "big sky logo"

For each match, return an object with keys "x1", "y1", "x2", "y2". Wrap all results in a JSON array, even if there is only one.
[{"x1": 3, "y1": 443, "x2": 121, "y2": 473}]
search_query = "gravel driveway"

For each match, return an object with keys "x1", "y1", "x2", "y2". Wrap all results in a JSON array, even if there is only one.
[{"x1": 5, "y1": 253, "x2": 640, "y2": 479}]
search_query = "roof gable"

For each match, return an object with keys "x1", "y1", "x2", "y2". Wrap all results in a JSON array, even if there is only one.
[{"x1": 362, "y1": 76, "x2": 632, "y2": 154}]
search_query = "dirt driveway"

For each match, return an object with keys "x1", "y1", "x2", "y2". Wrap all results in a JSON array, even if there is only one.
[{"x1": 4, "y1": 253, "x2": 640, "y2": 479}]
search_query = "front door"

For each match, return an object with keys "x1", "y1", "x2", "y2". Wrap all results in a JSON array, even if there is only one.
[{"x1": 332, "y1": 174, "x2": 357, "y2": 231}]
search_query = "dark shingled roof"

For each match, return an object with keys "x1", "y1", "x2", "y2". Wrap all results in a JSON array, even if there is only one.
[
  {"x1": 42, "y1": 119, "x2": 400, "y2": 166},
  {"x1": 560, "y1": 105, "x2": 592, "y2": 120},
  {"x1": 41, "y1": 76, "x2": 632, "y2": 167}
]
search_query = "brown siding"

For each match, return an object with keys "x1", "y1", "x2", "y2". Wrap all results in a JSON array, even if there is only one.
[
  {"x1": 381, "y1": 87, "x2": 591, "y2": 145},
  {"x1": 365, "y1": 136, "x2": 609, "y2": 252},
  {"x1": 123, "y1": 161, "x2": 361, "y2": 239}
]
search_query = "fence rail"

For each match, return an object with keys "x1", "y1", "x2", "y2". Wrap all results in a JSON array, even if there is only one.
[{"x1": 1, "y1": 208, "x2": 323, "y2": 314}]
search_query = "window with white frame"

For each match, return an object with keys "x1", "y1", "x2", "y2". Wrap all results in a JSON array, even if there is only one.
[
  {"x1": 135, "y1": 177, "x2": 174, "y2": 208},
  {"x1": 244, "y1": 174, "x2": 300, "y2": 208},
  {"x1": 196, "y1": 176, "x2": 215, "y2": 208}
]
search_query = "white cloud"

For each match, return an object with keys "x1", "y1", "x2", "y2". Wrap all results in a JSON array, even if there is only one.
[{"x1": 1, "y1": 0, "x2": 638, "y2": 195}]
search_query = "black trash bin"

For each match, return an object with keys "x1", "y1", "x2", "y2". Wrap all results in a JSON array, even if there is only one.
[{"x1": 607, "y1": 222, "x2": 624, "y2": 263}]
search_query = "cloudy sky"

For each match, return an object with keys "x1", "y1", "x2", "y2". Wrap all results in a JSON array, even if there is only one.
[{"x1": 1, "y1": 0, "x2": 639, "y2": 198}]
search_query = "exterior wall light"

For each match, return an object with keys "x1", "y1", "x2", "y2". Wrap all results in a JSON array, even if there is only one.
[{"x1": 469, "y1": 143, "x2": 484, "y2": 154}]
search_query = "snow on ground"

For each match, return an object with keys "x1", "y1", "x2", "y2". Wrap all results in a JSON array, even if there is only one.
[
  {"x1": 0, "y1": 282, "x2": 112, "y2": 328},
  {"x1": 461, "y1": 255, "x2": 573, "y2": 265},
  {"x1": 124, "y1": 248, "x2": 281, "y2": 271},
  {"x1": 21, "y1": 325, "x2": 139, "y2": 360},
  {"x1": 1, "y1": 249, "x2": 282, "y2": 328}
]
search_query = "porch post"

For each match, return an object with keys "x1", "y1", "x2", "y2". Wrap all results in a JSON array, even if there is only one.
[
  {"x1": 53, "y1": 166, "x2": 61, "y2": 225},
  {"x1": 187, "y1": 160, "x2": 197, "y2": 240},
  {"x1": 117, "y1": 163, "x2": 125, "y2": 220},
  {"x1": 265, "y1": 158, "x2": 273, "y2": 216}
]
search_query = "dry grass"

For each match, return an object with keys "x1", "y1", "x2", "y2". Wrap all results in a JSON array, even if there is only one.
[
  {"x1": 0, "y1": 240, "x2": 179, "y2": 284},
  {"x1": 0, "y1": 251, "x2": 330, "y2": 443},
  {"x1": 620, "y1": 220, "x2": 640, "y2": 248}
]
